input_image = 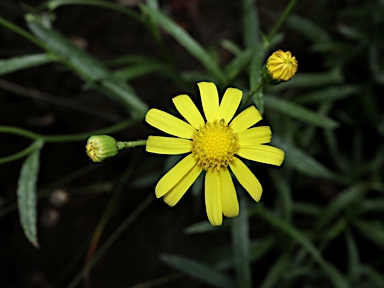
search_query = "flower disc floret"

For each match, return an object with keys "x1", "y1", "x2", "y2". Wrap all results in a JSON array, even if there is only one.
[{"x1": 192, "y1": 119, "x2": 239, "y2": 171}]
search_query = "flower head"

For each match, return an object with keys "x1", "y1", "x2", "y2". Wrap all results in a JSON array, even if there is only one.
[
  {"x1": 263, "y1": 50, "x2": 298, "y2": 84},
  {"x1": 86, "y1": 135, "x2": 118, "y2": 163},
  {"x1": 145, "y1": 82, "x2": 284, "y2": 226}
]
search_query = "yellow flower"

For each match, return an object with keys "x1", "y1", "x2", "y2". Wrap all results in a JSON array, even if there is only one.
[
  {"x1": 145, "y1": 82, "x2": 284, "y2": 226},
  {"x1": 265, "y1": 50, "x2": 298, "y2": 82},
  {"x1": 86, "y1": 135, "x2": 118, "y2": 163}
]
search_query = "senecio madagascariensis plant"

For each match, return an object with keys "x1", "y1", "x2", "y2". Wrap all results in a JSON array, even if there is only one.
[
  {"x1": 145, "y1": 82, "x2": 285, "y2": 226},
  {"x1": 263, "y1": 50, "x2": 298, "y2": 85}
]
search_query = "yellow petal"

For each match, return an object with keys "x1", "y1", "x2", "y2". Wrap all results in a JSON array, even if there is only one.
[
  {"x1": 172, "y1": 95, "x2": 205, "y2": 129},
  {"x1": 237, "y1": 145, "x2": 285, "y2": 166},
  {"x1": 205, "y1": 169, "x2": 223, "y2": 226},
  {"x1": 217, "y1": 87, "x2": 242, "y2": 123},
  {"x1": 229, "y1": 157, "x2": 262, "y2": 202},
  {"x1": 198, "y1": 82, "x2": 219, "y2": 122},
  {"x1": 155, "y1": 154, "x2": 197, "y2": 198},
  {"x1": 163, "y1": 163, "x2": 202, "y2": 206},
  {"x1": 146, "y1": 136, "x2": 192, "y2": 155},
  {"x1": 219, "y1": 168, "x2": 239, "y2": 218},
  {"x1": 238, "y1": 126, "x2": 272, "y2": 147},
  {"x1": 230, "y1": 106, "x2": 262, "y2": 133},
  {"x1": 146, "y1": 108, "x2": 195, "y2": 139}
]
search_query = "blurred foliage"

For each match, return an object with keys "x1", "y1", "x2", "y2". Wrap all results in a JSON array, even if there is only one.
[{"x1": 0, "y1": 0, "x2": 383, "y2": 287}]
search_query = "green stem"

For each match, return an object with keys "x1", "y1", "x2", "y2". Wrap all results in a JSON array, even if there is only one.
[
  {"x1": 0, "y1": 141, "x2": 42, "y2": 165},
  {"x1": 0, "y1": 16, "x2": 46, "y2": 49},
  {"x1": 242, "y1": 79, "x2": 264, "y2": 108},
  {"x1": 267, "y1": 0, "x2": 298, "y2": 41},
  {"x1": 117, "y1": 140, "x2": 147, "y2": 150},
  {"x1": 67, "y1": 194, "x2": 154, "y2": 288},
  {"x1": 0, "y1": 119, "x2": 138, "y2": 143}
]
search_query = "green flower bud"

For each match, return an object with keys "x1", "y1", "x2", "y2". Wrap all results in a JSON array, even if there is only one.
[{"x1": 86, "y1": 135, "x2": 118, "y2": 163}]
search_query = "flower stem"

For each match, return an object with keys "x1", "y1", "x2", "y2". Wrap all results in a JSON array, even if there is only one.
[
  {"x1": 117, "y1": 140, "x2": 147, "y2": 150},
  {"x1": 242, "y1": 79, "x2": 264, "y2": 108},
  {"x1": 267, "y1": 0, "x2": 298, "y2": 41}
]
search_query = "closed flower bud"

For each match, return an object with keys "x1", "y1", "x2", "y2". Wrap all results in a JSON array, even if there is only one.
[
  {"x1": 262, "y1": 50, "x2": 298, "y2": 85},
  {"x1": 86, "y1": 135, "x2": 118, "y2": 163}
]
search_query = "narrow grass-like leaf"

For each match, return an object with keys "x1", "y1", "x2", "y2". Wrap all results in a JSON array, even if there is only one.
[
  {"x1": 0, "y1": 53, "x2": 55, "y2": 76},
  {"x1": 345, "y1": 229, "x2": 360, "y2": 280},
  {"x1": 353, "y1": 219, "x2": 384, "y2": 249},
  {"x1": 225, "y1": 49, "x2": 254, "y2": 83},
  {"x1": 47, "y1": 0, "x2": 140, "y2": 21},
  {"x1": 242, "y1": 0, "x2": 260, "y2": 48},
  {"x1": 273, "y1": 136, "x2": 336, "y2": 179},
  {"x1": 16, "y1": 140, "x2": 44, "y2": 248},
  {"x1": 359, "y1": 265, "x2": 384, "y2": 287},
  {"x1": 140, "y1": 5, "x2": 225, "y2": 84},
  {"x1": 269, "y1": 70, "x2": 343, "y2": 90},
  {"x1": 26, "y1": 15, "x2": 148, "y2": 115},
  {"x1": 260, "y1": 251, "x2": 290, "y2": 288},
  {"x1": 292, "y1": 202, "x2": 320, "y2": 216},
  {"x1": 286, "y1": 15, "x2": 331, "y2": 44},
  {"x1": 256, "y1": 206, "x2": 349, "y2": 288},
  {"x1": 316, "y1": 183, "x2": 367, "y2": 230},
  {"x1": 231, "y1": 197, "x2": 252, "y2": 288},
  {"x1": 270, "y1": 169, "x2": 292, "y2": 221},
  {"x1": 161, "y1": 254, "x2": 236, "y2": 288},
  {"x1": 184, "y1": 221, "x2": 221, "y2": 234},
  {"x1": 294, "y1": 85, "x2": 361, "y2": 104},
  {"x1": 265, "y1": 96, "x2": 339, "y2": 128}
]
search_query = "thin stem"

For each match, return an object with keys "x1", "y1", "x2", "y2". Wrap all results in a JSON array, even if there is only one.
[
  {"x1": 241, "y1": 79, "x2": 264, "y2": 109},
  {"x1": 117, "y1": 140, "x2": 147, "y2": 150},
  {"x1": 267, "y1": 0, "x2": 298, "y2": 41},
  {"x1": 0, "y1": 16, "x2": 46, "y2": 49},
  {"x1": 83, "y1": 160, "x2": 137, "y2": 288},
  {"x1": 0, "y1": 119, "x2": 139, "y2": 142},
  {"x1": 67, "y1": 194, "x2": 154, "y2": 288},
  {"x1": 0, "y1": 141, "x2": 42, "y2": 165}
]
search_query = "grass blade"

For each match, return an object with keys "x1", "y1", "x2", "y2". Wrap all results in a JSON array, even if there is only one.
[
  {"x1": 0, "y1": 53, "x2": 55, "y2": 76},
  {"x1": 161, "y1": 254, "x2": 236, "y2": 288},
  {"x1": 231, "y1": 197, "x2": 252, "y2": 288},
  {"x1": 140, "y1": 4, "x2": 226, "y2": 84},
  {"x1": 16, "y1": 140, "x2": 44, "y2": 248},
  {"x1": 26, "y1": 14, "x2": 148, "y2": 116},
  {"x1": 256, "y1": 206, "x2": 349, "y2": 288},
  {"x1": 265, "y1": 96, "x2": 339, "y2": 128}
]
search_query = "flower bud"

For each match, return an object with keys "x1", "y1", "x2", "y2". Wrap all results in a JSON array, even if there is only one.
[
  {"x1": 262, "y1": 50, "x2": 298, "y2": 85},
  {"x1": 86, "y1": 135, "x2": 118, "y2": 163}
]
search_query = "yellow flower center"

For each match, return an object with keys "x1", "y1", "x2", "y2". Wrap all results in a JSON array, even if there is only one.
[{"x1": 191, "y1": 119, "x2": 239, "y2": 171}]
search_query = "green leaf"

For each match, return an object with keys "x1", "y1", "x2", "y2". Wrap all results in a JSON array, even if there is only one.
[
  {"x1": 161, "y1": 254, "x2": 236, "y2": 288},
  {"x1": 256, "y1": 206, "x2": 349, "y2": 288},
  {"x1": 316, "y1": 183, "x2": 367, "y2": 230},
  {"x1": 0, "y1": 53, "x2": 55, "y2": 76},
  {"x1": 260, "y1": 251, "x2": 290, "y2": 288},
  {"x1": 140, "y1": 4, "x2": 226, "y2": 84},
  {"x1": 286, "y1": 15, "x2": 331, "y2": 44},
  {"x1": 269, "y1": 70, "x2": 343, "y2": 90},
  {"x1": 26, "y1": 14, "x2": 148, "y2": 116},
  {"x1": 16, "y1": 140, "x2": 44, "y2": 248},
  {"x1": 345, "y1": 230, "x2": 360, "y2": 279},
  {"x1": 270, "y1": 169, "x2": 292, "y2": 221},
  {"x1": 353, "y1": 219, "x2": 384, "y2": 249},
  {"x1": 359, "y1": 265, "x2": 384, "y2": 287},
  {"x1": 242, "y1": 0, "x2": 260, "y2": 48},
  {"x1": 231, "y1": 197, "x2": 252, "y2": 288},
  {"x1": 294, "y1": 85, "x2": 361, "y2": 104},
  {"x1": 265, "y1": 96, "x2": 339, "y2": 128},
  {"x1": 273, "y1": 136, "x2": 336, "y2": 179},
  {"x1": 224, "y1": 49, "x2": 254, "y2": 83}
]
